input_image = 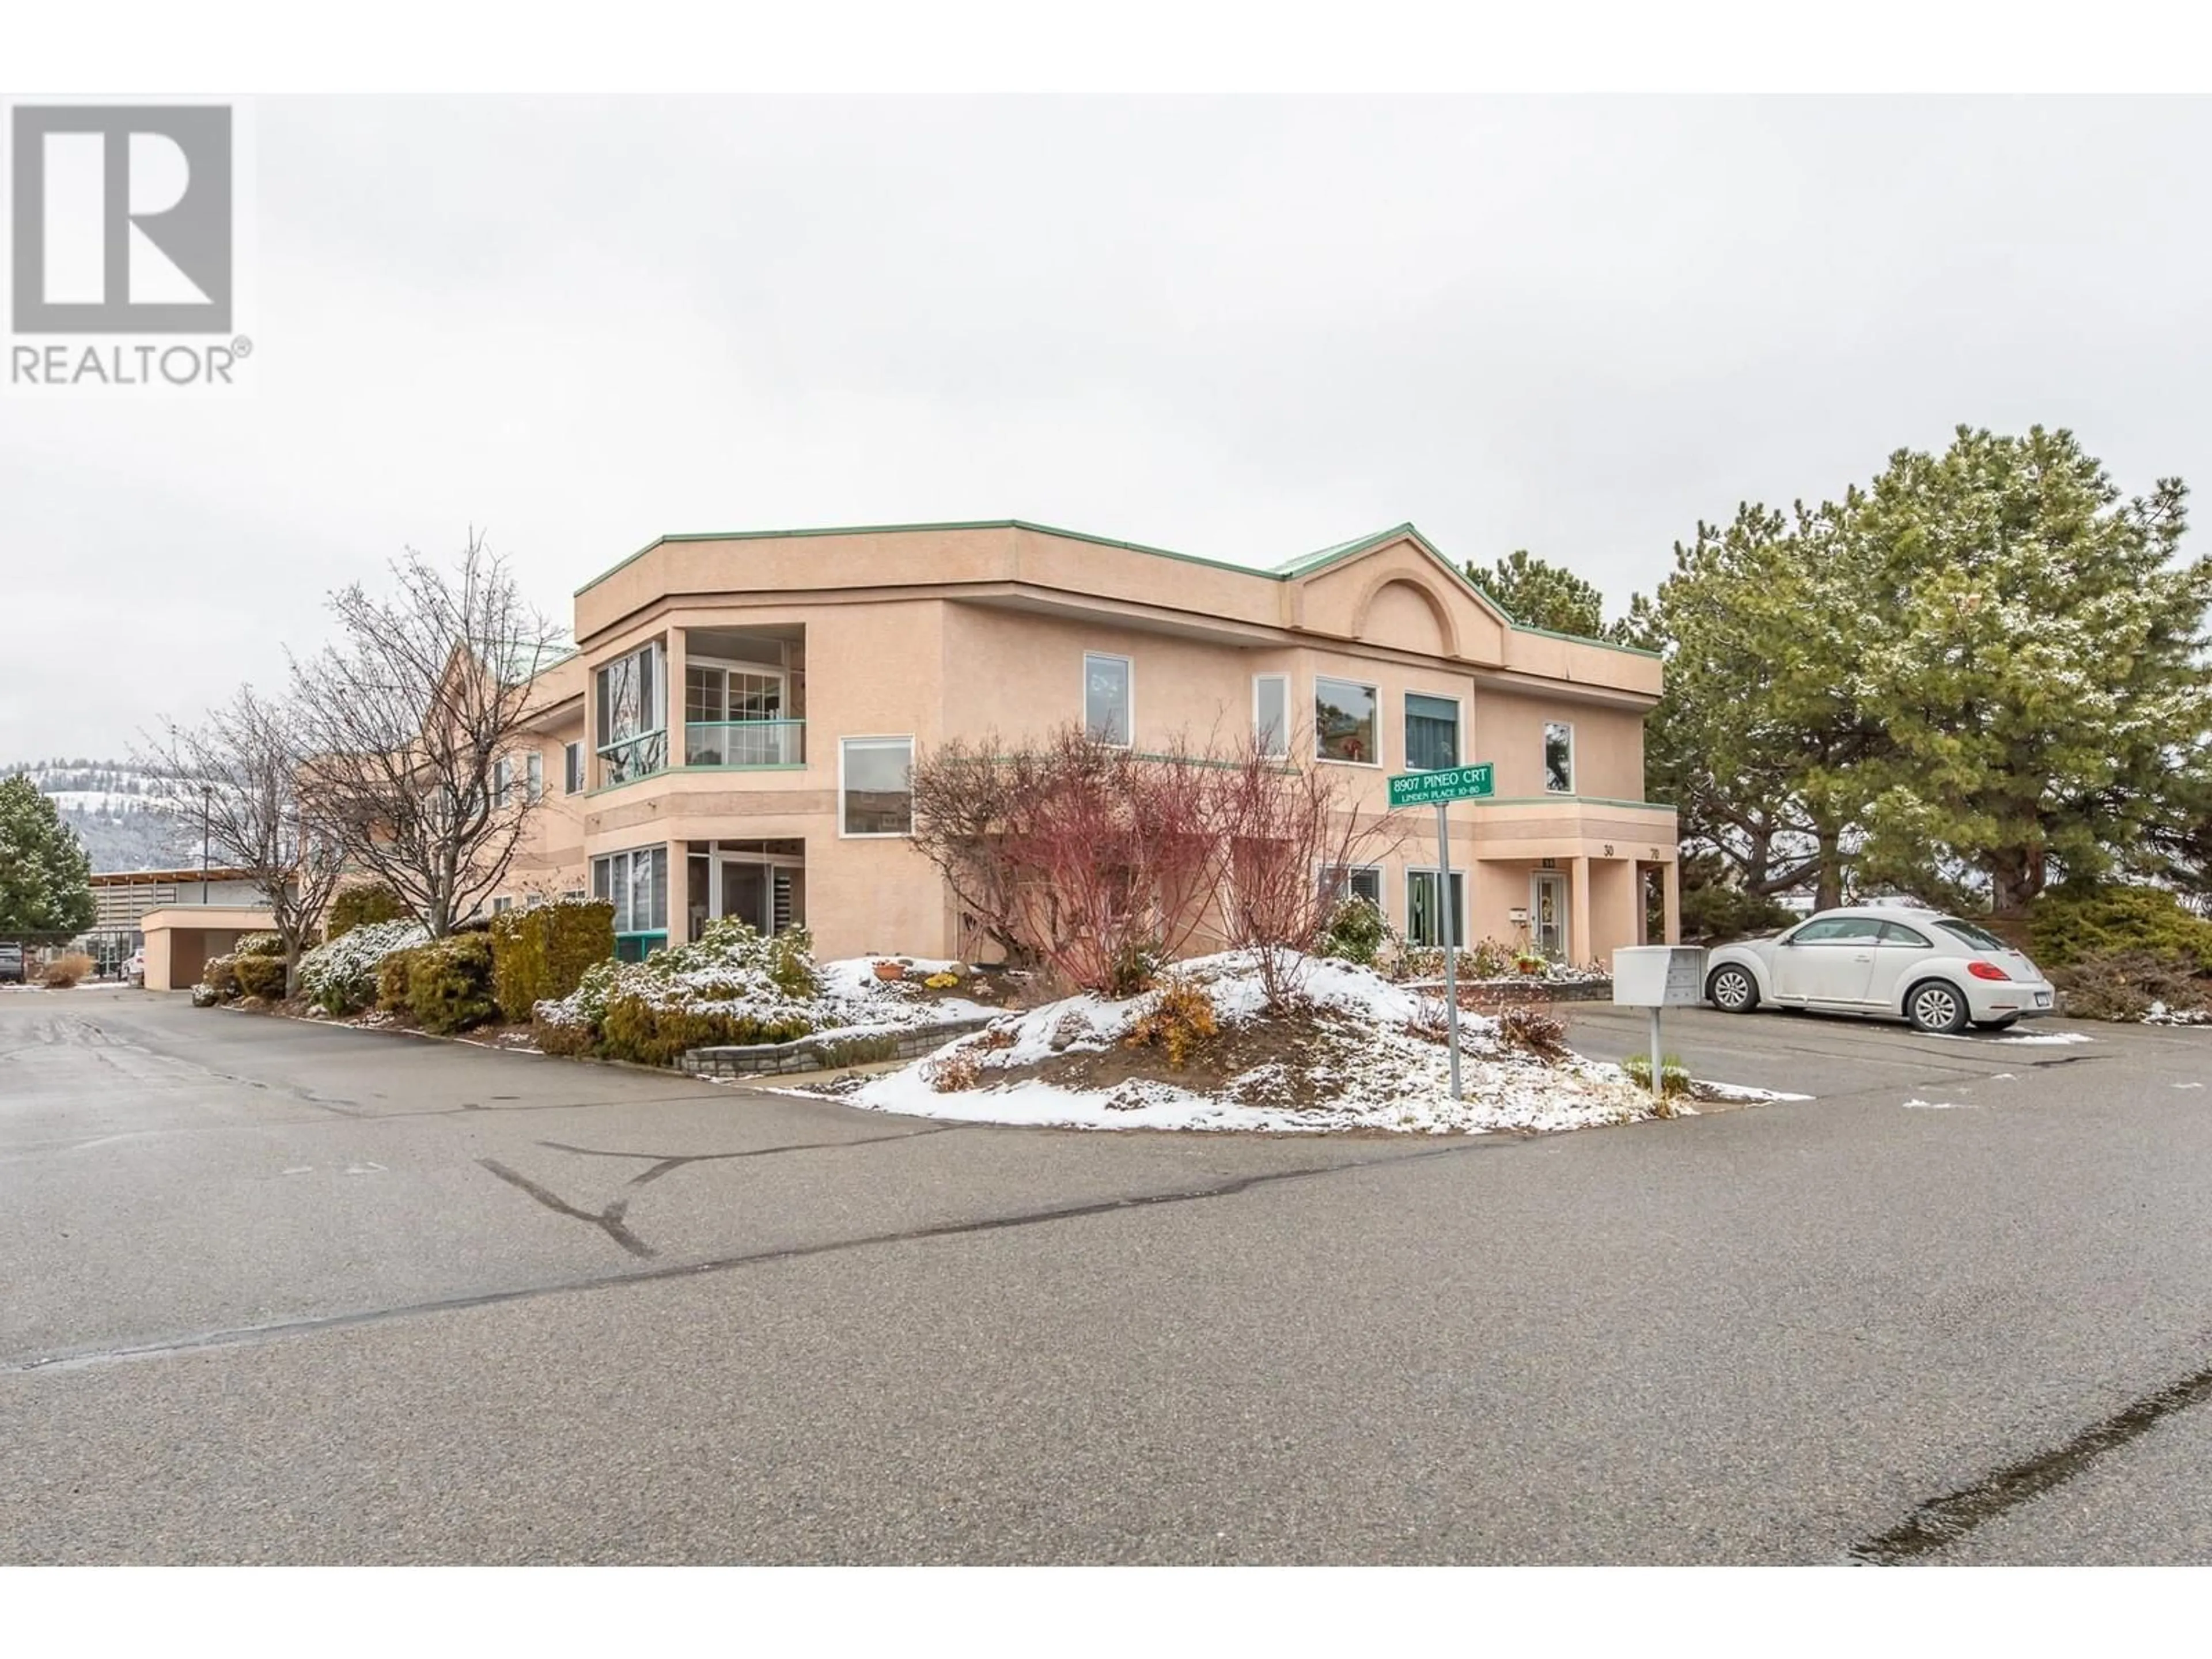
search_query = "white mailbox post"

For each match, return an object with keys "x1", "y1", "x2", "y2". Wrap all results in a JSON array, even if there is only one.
[{"x1": 1611, "y1": 945, "x2": 1708, "y2": 1102}]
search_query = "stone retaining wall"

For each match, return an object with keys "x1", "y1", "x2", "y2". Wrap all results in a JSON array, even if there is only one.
[{"x1": 681, "y1": 1016, "x2": 994, "y2": 1078}]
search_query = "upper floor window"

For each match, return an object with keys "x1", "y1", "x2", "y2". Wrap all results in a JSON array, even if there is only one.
[
  {"x1": 1315, "y1": 677, "x2": 1378, "y2": 766},
  {"x1": 1253, "y1": 675, "x2": 1289, "y2": 760},
  {"x1": 492, "y1": 757, "x2": 512, "y2": 809},
  {"x1": 1085, "y1": 653, "x2": 1131, "y2": 745},
  {"x1": 1543, "y1": 721, "x2": 1574, "y2": 794},
  {"x1": 525, "y1": 751, "x2": 544, "y2": 801},
  {"x1": 595, "y1": 641, "x2": 667, "y2": 786},
  {"x1": 842, "y1": 736, "x2": 915, "y2": 836},
  {"x1": 1404, "y1": 693, "x2": 1459, "y2": 772},
  {"x1": 563, "y1": 741, "x2": 584, "y2": 795}
]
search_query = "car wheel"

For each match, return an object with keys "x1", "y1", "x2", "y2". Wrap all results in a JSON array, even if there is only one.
[
  {"x1": 1974, "y1": 1017, "x2": 2018, "y2": 1032},
  {"x1": 1907, "y1": 979, "x2": 1971, "y2": 1035},
  {"x1": 1707, "y1": 964, "x2": 1760, "y2": 1014}
]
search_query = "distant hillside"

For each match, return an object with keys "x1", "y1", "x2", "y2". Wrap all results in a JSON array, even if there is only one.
[{"x1": 3, "y1": 758, "x2": 195, "y2": 873}]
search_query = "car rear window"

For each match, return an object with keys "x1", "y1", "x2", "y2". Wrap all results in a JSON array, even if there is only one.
[{"x1": 1937, "y1": 918, "x2": 2009, "y2": 952}]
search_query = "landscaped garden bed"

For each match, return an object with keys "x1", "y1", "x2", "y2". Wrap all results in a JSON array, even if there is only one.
[{"x1": 772, "y1": 948, "x2": 1772, "y2": 1136}]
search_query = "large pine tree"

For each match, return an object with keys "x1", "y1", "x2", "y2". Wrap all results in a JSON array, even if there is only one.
[
  {"x1": 0, "y1": 774, "x2": 97, "y2": 941},
  {"x1": 1844, "y1": 426, "x2": 2212, "y2": 910}
]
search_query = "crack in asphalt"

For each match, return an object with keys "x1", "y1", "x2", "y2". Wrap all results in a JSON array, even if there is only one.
[
  {"x1": 476, "y1": 1158, "x2": 656, "y2": 1259},
  {"x1": 1848, "y1": 1355, "x2": 2212, "y2": 1563},
  {"x1": 534, "y1": 1123, "x2": 967, "y2": 1185},
  {"x1": 7, "y1": 1138, "x2": 1491, "y2": 1376}
]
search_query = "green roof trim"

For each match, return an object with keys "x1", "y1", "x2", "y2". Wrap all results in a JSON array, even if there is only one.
[{"x1": 569, "y1": 516, "x2": 1663, "y2": 658}]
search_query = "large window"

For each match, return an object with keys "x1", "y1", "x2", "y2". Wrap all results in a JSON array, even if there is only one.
[
  {"x1": 842, "y1": 736, "x2": 915, "y2": 836},
  {"x1": 1405, "y1": 869, "x2": 1467, "y2": 949},
  {"x1": 592, "y1": 845, "x2": 669, "y2": 957},
  {"x1": 1253, "y1": 675, "x2": 1289, "y2": 760},
  {"x1": 1404, "y1": 693, "x2": 1460, "y2": 772},
  {"x1": 594, "y1": 641, "x2": 667, "y2": 786},
  {"x1": 1085, "y1": 653, "x2": 1131, "y2": 745},
  {"x1": 1543, "y1": 720, "x2": 1574, "y2": 794},
  {"x1": 1315, "y1": 677, "x2": 1378, "y2": 765}
]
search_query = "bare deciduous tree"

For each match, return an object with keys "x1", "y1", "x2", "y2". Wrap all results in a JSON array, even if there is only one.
[
  {"x1": 138, "y1": 685, "x2": 347, "y2": 994},
  {"x1": 909, "y1": 723, "x2": 1404, "y2": 1004},
  {"x1": 1209, "y1": 728, "x2": 1406, "y2": 1009},
  {"x1": 290, "y1": 534, "x2": 565, "y2": 937}
]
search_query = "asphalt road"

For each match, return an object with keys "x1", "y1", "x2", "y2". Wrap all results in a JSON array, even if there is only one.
[{"x1": 5, "y1": 986, "x2": 2211, "y2": 1564}]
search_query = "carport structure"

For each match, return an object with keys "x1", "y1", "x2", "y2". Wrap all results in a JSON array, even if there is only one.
[{"x1": 138, "y1": 904, "x2": 278, "y2": 990}]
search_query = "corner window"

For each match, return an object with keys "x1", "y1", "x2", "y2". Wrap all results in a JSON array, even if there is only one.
[
  {"x1": 594, "y1": 641, "x2": 668, "y2": 786},
  {"x1": 592, "y1": 845, "x2": 669, "y2": 955},
  {"x1": 1315, "y1": 677, "x2": 1378, "y2": 766},
  {"x1": 1084, "y1": 653, "x2": 1131, "y2": 745},
  {"x1": 1404, "y1": 693, "x2": 1460, "y2": 772},
  {"x1": 1543, "y1": 721, "x2": 1574, "y2": 794},
  {"x1": 1405, "y1": 869, "x2": 1467, "y2": 948},
  {"x1": 842, "y1": 736, "x2": 915, "y2": 836},
  {"x1": 563, "y1": 741, "x2": 584, "y2": 795},
  {"x1": 1253, "y1": 675, "x2": 1289, "y2": 760},
  {"x1": 525, "y1": 751, "x2": 544, "y2": 802}
]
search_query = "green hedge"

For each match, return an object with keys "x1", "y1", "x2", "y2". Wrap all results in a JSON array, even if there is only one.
[
  {"x1": 382, "y1": 934, "x2": 498, "y2": 1034},
  {"x1": 2028, "y1": 884, "x2": 2212, "y2": 972},
  {"x1": 596, "y1": 994, "x2": 813, "y2": 1067},
  {"x1": 491, "y1": 899, "x2": 616, "y2": 1023},
  {"x1": 327, "y1": 883, "x2": 409, "y2": 940},
  {"x1": 200, "y1": 953, "x2": 241, "y2": 1000},
  {"x1": 233, "y1": 954, "x2": 289, "y2": 1000}
]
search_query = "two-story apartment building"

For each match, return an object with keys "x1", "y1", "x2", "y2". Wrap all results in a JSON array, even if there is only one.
[{"x1": 487, "y1": 520, "x2": 1680, "y2": 966}]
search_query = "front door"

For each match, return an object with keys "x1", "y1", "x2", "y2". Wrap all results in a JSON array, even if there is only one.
[{"x1": 1531, "y1": 872, "x2": 1568, "y2": 960}]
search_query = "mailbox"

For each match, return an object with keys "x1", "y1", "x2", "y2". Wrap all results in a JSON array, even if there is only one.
[{"x1": 1612, "y1": 945, "x2": 1707, "y2": 1008}]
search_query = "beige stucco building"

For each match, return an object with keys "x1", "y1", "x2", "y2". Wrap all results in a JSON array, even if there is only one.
[{"x1": 485, "y1": 520, "x2": 1679, "y2": 966}]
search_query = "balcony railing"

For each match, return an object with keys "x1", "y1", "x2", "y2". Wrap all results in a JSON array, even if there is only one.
[
  {"x1": 597, "y1": 729, "x2": 668, "y2": 786},
  {"x1": 685, "y1": 719, "x2": 805, "y2": 768}
]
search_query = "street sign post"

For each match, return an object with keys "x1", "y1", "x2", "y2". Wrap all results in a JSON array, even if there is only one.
[{"x1": 1387, "y1": 763, "x2": 1494, "y2": 1100}]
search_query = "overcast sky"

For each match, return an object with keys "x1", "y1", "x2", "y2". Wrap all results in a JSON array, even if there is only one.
[{"x1": 4, "y1": 95, "x2": 2206, "y2": 760}]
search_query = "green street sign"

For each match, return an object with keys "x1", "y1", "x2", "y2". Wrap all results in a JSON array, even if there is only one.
[{"x1": 1388, "y1": 763, "x2": 1495, "y2": 809}]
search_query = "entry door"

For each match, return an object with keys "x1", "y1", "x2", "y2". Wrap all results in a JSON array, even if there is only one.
[
  {"x1": 1771, "y1": 916, "x2": 1883, "y2": 1006},
  {"x1": 721, "y1": 862, "x2": 770, "y2": 932},
  {"x1": 1531, "y1": 872, "x2": 1568, "y2": 959}
]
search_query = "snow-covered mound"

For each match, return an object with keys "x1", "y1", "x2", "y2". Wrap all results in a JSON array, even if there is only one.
[{"x1": 842, "y1": 950, "x2": 1668, "y2": 1136}]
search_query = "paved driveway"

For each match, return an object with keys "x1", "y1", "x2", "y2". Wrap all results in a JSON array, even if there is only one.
[{"x1": 5, "y1": 986, "x2": 2212, "y2": 1563}]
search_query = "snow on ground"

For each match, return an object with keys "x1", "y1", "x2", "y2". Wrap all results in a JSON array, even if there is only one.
[
  {"x1": 1987, "y1": 1028, "x2": 2094, "y2": 1045},
  {"x1": 2145, "y1": 1001, "x2": 2212, "y2": 1026},
  {"x1": 1902, "y1": 1098, "x2": 1980, "y2": 1110},
  {"x1": 815, "y1": 957, "x2": 994, "y2": 1029},
  {"x1": 838, "y1": 950, "x2": 1668, "y2": 1136}
]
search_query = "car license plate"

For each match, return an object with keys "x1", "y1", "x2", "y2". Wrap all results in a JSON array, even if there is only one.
[{"x1": 2035, "y1": 991, "x2": 2052, "y2": 1008}]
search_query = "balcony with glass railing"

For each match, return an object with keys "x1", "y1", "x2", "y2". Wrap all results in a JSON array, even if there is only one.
[{"x1": 684, "y1": 719, "x2": 806, "y2": 768}]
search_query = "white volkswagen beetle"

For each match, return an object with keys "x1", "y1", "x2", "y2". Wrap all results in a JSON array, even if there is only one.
[{"x1": 1703, "y1": 904, "x2": 2056, "y2": 1034}]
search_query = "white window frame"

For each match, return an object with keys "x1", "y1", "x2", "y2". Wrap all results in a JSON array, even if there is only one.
[
  {"x1": 1083, "y1": 652, "x2": 1134, "y2": 748},
  {"x1": 1403, "y1": 690, "x2": 1463, "y2": 773},
  {"x1": 1317, "y1": 861, "x2": 1385, "y2": 919},
  {"x1": 1404, "y1": 866, "x2": 1469, "y2": 950},
  {"x1": 492, "y1": 896, "x2": 513, "y2": 915},
  {"x1": 563, "y1": 741, "x2": 584, "y2": 796},
  {"x1": 525, "y1": 750, "x2": 544, "y2": 802},
  {"x1": 592, "y1": 845, "x2": 669, "y2": 936},
  {"x1": 839, "y1": 734, "x2": 916, "y2": 839},
  {"x1": 1544, "y1": 719, "x2": 1575, "y2": 795},
  {"x1": 492, "y1": 757, "x2": 512, "y2": 809},
  {"x1": 1314, "y1": 675, "x2": 1382, "y2": 768},
  {"x1": 1252, "y1": 673, "x2": 1290, "y2": 760}
]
